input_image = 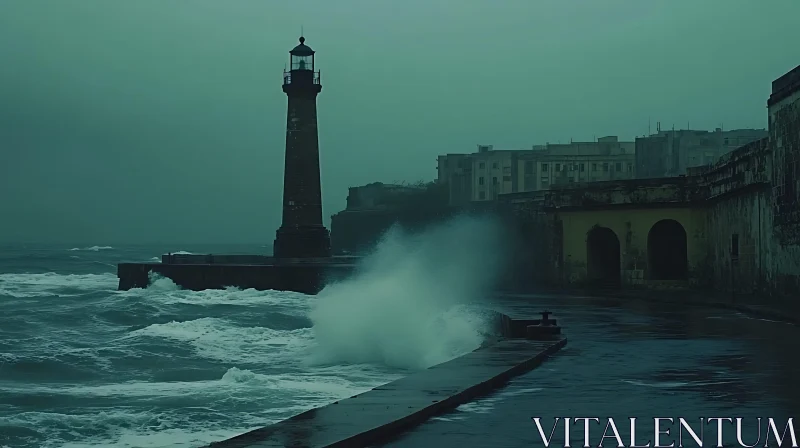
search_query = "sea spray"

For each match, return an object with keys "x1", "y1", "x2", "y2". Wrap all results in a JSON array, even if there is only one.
[
  {"x1": 148, "y1": 271, "x2": 181, "y2": 291},
  {"x1": 308, "y1": 215, "x2": 509, "y2": 370}
]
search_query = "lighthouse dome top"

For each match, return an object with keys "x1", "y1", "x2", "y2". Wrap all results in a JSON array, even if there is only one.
[{"x1": 290, "y1": 37, "x2": 315, "y2": 56}]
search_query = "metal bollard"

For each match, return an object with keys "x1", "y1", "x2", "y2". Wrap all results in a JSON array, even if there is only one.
[{"x1": 525, "y1": 310, "x2": 562, "y2": 340}]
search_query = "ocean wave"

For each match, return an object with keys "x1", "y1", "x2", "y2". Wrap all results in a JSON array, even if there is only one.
[
  {"x1": 116, "y1": 276, "x2": 312, "y2": 312},
  {"x1": 1, "y1": 408, "x2": 267, "y2": 448},
  {"x1": 0, "y1": 333, "x2": 116, "y2": 374},
  {"x1": 135, "y1": 288, "x2": 311, "y2": 310},
  {"x1": 0, "y1": 365, "x2": 392, "y2": 447},
  {"x1": 0, "y1": 272, "x2": 118, "y2": 298},
  {"x1": 68, "y1": 246, "x2": 114, "y2": 252},
  {"x1": 0, "y1": 367, "x2": 371, "y2": 400},
  {"x1": 124, "y1": 317, "x2": 315, "y2": 365}
]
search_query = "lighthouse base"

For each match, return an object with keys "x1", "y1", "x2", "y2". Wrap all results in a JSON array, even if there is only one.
[{"x1": 273, "y1": 225, "x2": 332, "y2": 258}]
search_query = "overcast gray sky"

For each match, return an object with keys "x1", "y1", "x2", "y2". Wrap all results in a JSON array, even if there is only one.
[{"x1": 1, "y1": 0, "x2": 798, "y2": 244}]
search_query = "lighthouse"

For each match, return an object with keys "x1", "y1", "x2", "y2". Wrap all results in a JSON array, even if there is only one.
[{"x1": 273, "y1": 36, "x2": 331, "y2": 258}]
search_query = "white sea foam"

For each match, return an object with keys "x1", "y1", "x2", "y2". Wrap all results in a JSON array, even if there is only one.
[
  {"x1": 112, "y1": 273, "x2": 314, "y2": 312},
  {"x1": 148, "y1": 272, "x2": 181, "y2": 291},
  {"x1": 309, "y1": 216, "x2": 508, "y2": 370},
  {"x1": 125, "y1": 317, "x2": 315, "y2": 365},
  {"x1": 0, "y1": 367, "x2": 366, "y2": 400},
  {"x1": 4, "y1": 409, "x2": 267, "y2": 448},
  {"x1": 68, "y1": 246, "x2": 114, "y2": 251},
  {"x1": 0, "y1": 272, "x2": 118, "y2": 298}
]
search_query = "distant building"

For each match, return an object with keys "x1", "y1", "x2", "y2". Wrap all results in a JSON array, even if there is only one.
[
  {"x1": 436, "y1": 153, "x2": 475, "y2": 207},
  {"x1": 466, "y1": 146, "x2": 520, "y2": 203},
  {"x1": 437, "y1": 137, "x2": 636, "y2": 205},
  {"x1": 517, "y1": 136, "x2": 635, "y2": 193},
  {"x1": 635, "y1": 127, "x2": 767, "y2": 178}
]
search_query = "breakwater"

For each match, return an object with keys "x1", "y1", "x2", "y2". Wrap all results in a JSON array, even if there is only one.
[
  {"x1": 117, "y1": 254, "x2": 359, "y2": 294},
  {"x1": 205, "y1": 333, "x2": 566, "y2": 447}
]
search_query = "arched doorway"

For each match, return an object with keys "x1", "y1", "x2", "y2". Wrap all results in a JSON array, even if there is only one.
[
  {"x1": 586, "y1": 226, "x2": 621, "y2": 288},
  {"x1": 647, "y1": 219, "x2": 688, "y2": 280}
]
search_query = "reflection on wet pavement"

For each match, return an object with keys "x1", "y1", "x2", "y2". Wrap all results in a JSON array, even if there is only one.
[{"x1": 383, "y1": 295, "x2": 799, "y2": 447}]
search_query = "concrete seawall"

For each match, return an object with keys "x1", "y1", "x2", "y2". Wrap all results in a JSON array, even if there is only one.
[
  {"x1": 118, "y1": 257, "x2": 568, "y2": 446},
  {"x1": 117, "y1": 256, "x2": 358, "y2": 294},
  {"x1": 204, "y1": 336, "x2": 566, "y2": 448}
]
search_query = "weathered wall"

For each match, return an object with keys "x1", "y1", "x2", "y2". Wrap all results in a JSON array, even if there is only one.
[
  {"x1": 498, "y1": 193, "x2": 554, "y2": 289},
  {"x1": 544, "y1": 177, "x2": 704, "y2": 208},
  {"x1": 705, "y1": 191, "x2": 771, "y2": 294},
  {"x1": 551, "y1": 207, "x2": 707, "y2": 287},
  {"x1": 768, "y1": 71, "x2": 800, "y2": 298},
  {"x1": 689, "y1": 139, "x2": 772, "y2": 294},
  {"x1": 761, "y1": 197, "x2": 800, "y2": 300}
]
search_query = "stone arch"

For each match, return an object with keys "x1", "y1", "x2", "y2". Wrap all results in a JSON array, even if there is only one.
[
  {"x1": 586, "y1": 225, "x2": 621, "y2": 288},
  {"x1": 647, "y1": 219, "x2": 688, "y2": 280}
]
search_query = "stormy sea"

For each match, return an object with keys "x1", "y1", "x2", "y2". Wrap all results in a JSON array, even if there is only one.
[{"x1": 0, "y1": 219, "x2": 505, "y2": 447}]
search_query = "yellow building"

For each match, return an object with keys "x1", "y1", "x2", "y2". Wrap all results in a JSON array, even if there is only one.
[
  {"x1": 497, "y1": 64, "x2": 799, "y2": 297},
  {"x1": 501, "y1": 177, "x2": 708, "y2": 288},
  {"x1": 437, "y1": 138, "x2": 636, "y2": 205}
]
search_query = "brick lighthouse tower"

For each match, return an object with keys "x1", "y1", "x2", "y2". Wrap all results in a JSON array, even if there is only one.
[{"x1": 273, "y1": 36, "x2": 331, "y2": 258}]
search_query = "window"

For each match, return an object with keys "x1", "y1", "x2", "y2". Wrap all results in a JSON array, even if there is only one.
[
  {"x1": 627, "y1": 163, "x2": 632, "y2": 172},
  {"x1": 731, "y1": 234, "x2": 739, "y2": 258},
  {"x1": 580, "y1": 163, "x2": 585, "y2": 172},
  {"x1": 479, "y1": 191, "x2": 486, "y2": 200},
  {"x1": 492, "y1": 162, "x2": 498, "y2": 169},
  {"x1": 503, "y1": 175, "x2": 511, "y2": 182},
  {"x1": 615, "y1": 162, "x2": 622, "y2": 171},
  {"x1": 478, "y1": 176, "x2": 485, "y2": 186},
  {"x1": 542, "y1": 163, "x2": 549, "y2": 172},
  {"x1": 525, "y1": 161, "x2": 534, "y2": 174},
  {"x1": 492, "y1": 177, "x2": 498, "y2": 185},
  {"x1": 602, "y1": 163, "x2": 609, "y2": 172},
  {"x1": 479, "y1": 162, "x2": 485, "y2": 169},
  {"x1": 555, "y1": 163, "x2": 561, "y2": 171},
  {"x1": 592, "y1": 163, "x2": 598, "y2": 172},
  {"x1": 503, "y1": 166, "x2": 511, "y2": 174},
  {"x1": 568, "y1": 164, "x2": 574, "y2": 171},
  {"x1": 724, "y1": 138, "x2": 729, "y2": 145},
  {"x1": 541, "y1": 179, "x2": 549, "y2": 189}
]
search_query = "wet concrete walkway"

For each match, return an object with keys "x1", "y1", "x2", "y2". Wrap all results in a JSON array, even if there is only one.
[
  {"x1": 206, "y1": 336, "x2": 565, "y2": 448},
  {"x1": 383, "y1": 294, "x2": 800, "y2": 447}
]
